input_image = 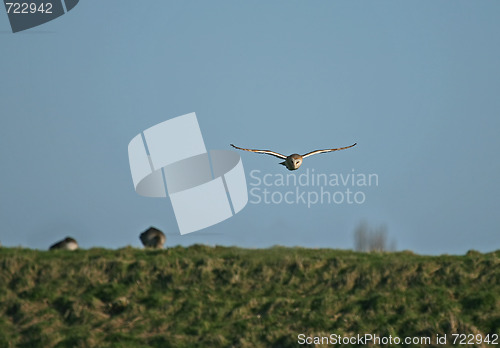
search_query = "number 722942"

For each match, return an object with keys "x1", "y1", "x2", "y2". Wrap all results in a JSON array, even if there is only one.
[
  {"x1": 5, "y1": 2, "x2": 53, "y2": 14},
  {"x1": 452, "y1": 334, "x2": 498, "y2": 345}
]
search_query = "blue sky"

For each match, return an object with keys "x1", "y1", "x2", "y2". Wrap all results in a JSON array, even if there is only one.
[{"x1": 1, "y1": 1, "x2": 499, "y2": 254}]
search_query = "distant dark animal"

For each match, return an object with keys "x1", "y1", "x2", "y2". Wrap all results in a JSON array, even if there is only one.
[
  {"x1": 140, "y1": 227, "x2": 166, "y2": 249},
  {"x1": 49, "y1": 237, "x2": 79, "y2": 250}
]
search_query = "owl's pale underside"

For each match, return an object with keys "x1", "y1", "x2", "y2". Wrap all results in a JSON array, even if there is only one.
[{"x1": 230, "y1": 143, "x2": 357, "y2": 170}]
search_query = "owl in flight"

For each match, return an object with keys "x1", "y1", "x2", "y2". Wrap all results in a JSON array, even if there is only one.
[{"x1": 230, "y1": 143, "x2": 356, "y2": 171}]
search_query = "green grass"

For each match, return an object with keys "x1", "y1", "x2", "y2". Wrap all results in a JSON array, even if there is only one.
[{"x1": 0, "y1": 246, "x2": 499, "y2": 347}]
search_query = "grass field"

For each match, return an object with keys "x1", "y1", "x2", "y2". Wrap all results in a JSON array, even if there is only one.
[{"x1": 0, "y1": 245, "x2": 499, "y2": 347}]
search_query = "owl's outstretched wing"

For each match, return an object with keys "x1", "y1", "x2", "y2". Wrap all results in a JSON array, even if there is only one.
[
  {"x1": 230, "y1": 144, "x2": 287, "y2": 159},
  {"x1": 302, "y1": 143, "x2": 357, "y2": 158}
]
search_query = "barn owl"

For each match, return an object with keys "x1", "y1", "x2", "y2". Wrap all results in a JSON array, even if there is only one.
[{"x1": 230, "y1": 143, "x2": 356, "y2": 170}]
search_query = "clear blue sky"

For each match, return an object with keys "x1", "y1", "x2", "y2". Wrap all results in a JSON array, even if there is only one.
[{"x1": 1, "y1": 1, "x2": 499, "y2": 254}]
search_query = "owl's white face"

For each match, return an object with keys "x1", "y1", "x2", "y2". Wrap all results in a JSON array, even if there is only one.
[{"x1": 287, "y1": 154, "x2": 303, "y2": 170}]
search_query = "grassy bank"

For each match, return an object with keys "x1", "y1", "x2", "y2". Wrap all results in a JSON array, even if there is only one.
[{"x1": 0, "y1": 246, "x2": 499, "y2": 347}]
